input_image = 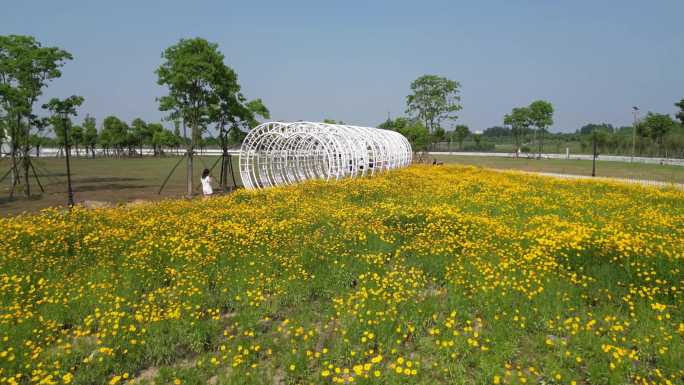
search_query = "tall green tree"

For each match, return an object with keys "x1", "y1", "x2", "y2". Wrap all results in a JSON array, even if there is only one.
[
  {"x1": 102, "y1": 116, "x2": 129, "y2": 156},
  {"x1": 675, "y1": 99, "x2": 684, "y2": 126},
  {"x1": 71, "y1": 124, "x2": 83, "y2": 156},
  {"x1": 453, "y1": 124, "x2": 470, "y2": 150},
  {"x1": 147, "y1": 122, "x2": 164, "y2": 155},
  {"x1": 156, "y1": 37, "x2": 226, "y2": 196},
  {"x1": 82, "y1": 114, "x2": 97, "y2": 157},
  {"x1": 638, "y1": 112, "x2": 678, "y2": 156},
  {"x1": 406, "y1": 75, "x2": 462, "y2": 134},
  {"x1": 131, "y1": 118, "x2": 148, "y2": 156},
  {"x1": 503, "y1": 107, "x2": 531, "y2": 155},
  {"x1": 43, "y1": 95, "x2": 84, "y2": 206},
  {"x1": 0, "y1": 35, "x2": 72, "y2": 197},
  {"x1": 528, "y1": 100, "x2": 554, "y2": 158}
]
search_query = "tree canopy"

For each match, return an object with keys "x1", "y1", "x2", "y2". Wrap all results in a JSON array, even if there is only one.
[
  {"x1": 675, "y1": 99, "x2": 684, "y2": 126},
  {"x1": 638, "y1": 112, "x2": 678, "y2": 155},
  {"x1": 406, "y1": 75, "x2": 462, "y2": 133},
  {"x1": 379, "y1": 117, "x2": 429, "y2": 151},
  {"x1": 0, "y1": 35, "x2": 72, "y2": 196},
  {"x1": 452, "y1": 124, "x2": 470, "y2": 150}
]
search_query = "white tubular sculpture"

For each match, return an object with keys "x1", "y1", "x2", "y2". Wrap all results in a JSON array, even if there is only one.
[{"x1": 239, "y1": 121, "x2": 413, "y2": 190}]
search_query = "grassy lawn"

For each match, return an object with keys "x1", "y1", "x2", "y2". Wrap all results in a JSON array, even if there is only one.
[
  {"x1": 432, "y1": 154, "x2": 684, "y2": 183},
  {"x1": 1, "y1": 165, "x2": 682, "y2": 385},
  {"x1": 0, "y1": 155, "x2": 241, "y2": 216}
]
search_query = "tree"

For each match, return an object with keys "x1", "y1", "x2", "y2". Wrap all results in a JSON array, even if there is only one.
[
  {"x1": 578, "y1": 123, "x2": 614, "y2": 135},
  {"x1": 29, "y1": 133, "x2": 47, "y2": 157},
  {"x1": 98, "y1": 129, "x2": 112, "y2": 157},
  {"x1": 131, "y1": 118, "x2": 148, "y2": 156},
  {"x1": 156, "y1": 37, "x2": 227, "y2": 196},
  {"x1": 398, "y1": 122, "x2": 429, "y2": 151},
  {"x1": 43, "y1": 95, "x2": 84, "y2": 206},
  {"x1": 528, "y1": 100, "x2": 554, "y2": 158},
  {"x1": 0, "y1": 35, "x2": 72, "y2": 197},
  {"x1": 482, "y1": 126, "x2": 511, "y2": 137},
  {"x1": 71, "y1": 124, "x2": 83, "y2": 157},
  {"x1": 51, "y1": 115, "x2": 68, "y2": 155},
  {"x1": 0, "y1": 116, "x2": 6, "y2": 154},
  {"x1": 379, "y1": 117, "x2": 428, "y2": 151},
  {"x1": 82, "y1": 115, "x2": 97, "y2": 157},
  {"x1": 432, "y1": 126, "x2": 445, "y2": 142},
  {"x1": 453, "y1": 124, "x2": 470, "y2": 150},
  {"x1": 473, "y1": 133, "x2": 482, "y2": 148},
  {"x1": 406, "y1": 75, "x2": 462, "y2": 134},
  {"x1": 590, "y1": 128, "x2": 609, "y2": 177},
  {"x1": 152, "y1": 128, "x2": 175, "y2": 155},
  {"x1": 102, "y1": 116, "x2": 129, "y2": 156},
  {"x1": 206, "y1": 59, "x2": 269, "y2": 190},
  {"x1": 147, "y1": 122, "x2": 164, "y2": 155},
  {"x1": 378, "y1": 117, "x2": 414, "y2": 131},
  {"x1": 675, "y1": 99, "x2": 684, "y2": 126},
  {"x1": 503, "y1": 107, "x2": 531, "y2": 156},
  {"x1": 639, "y1": 113, "x2": 678, "y2": 156},
  {"x1": 323, "y1": 119, "x2": 345, "y2": 124}
]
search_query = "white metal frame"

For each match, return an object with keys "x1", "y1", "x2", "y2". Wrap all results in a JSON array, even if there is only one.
[{"x1": 239, "y1": 121, "x2": 412, "y2": 189}]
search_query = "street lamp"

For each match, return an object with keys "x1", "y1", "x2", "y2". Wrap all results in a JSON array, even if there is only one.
[{"x1": 631, "y1": 106, "x2": 639, "y2": 162}]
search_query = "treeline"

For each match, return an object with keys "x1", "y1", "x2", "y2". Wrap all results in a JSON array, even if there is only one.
[
  {"x1": 464, "y1": 106, "x2": 684, "y2": 158},
  {"x1": 29, "y1": 115, "x2": 246, "y2": 158},
  {"x1": 1, "y1": 34, "x2": 270, "y2": 200},
  {"x1": 373, "y1": 73, "x2": 684, "y2": 159}
]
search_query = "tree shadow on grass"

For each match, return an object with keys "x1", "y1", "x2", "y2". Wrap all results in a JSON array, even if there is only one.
[{"x1": 76, "y1": 177, "x2": 143, "y2": 183}]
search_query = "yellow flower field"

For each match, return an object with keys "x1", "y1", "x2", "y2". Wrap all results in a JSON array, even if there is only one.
[{"x1": 1, "y1": 165, "x2": 683, "y2": 385}]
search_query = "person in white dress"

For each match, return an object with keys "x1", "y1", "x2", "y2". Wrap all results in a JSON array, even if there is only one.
[{"x1": 201, "y1": 168, "x2": 213, "y2": 197}]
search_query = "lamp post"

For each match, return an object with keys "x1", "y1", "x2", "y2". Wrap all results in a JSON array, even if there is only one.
[{"x1": 631, "y1": 106, "x2": 639, "y2": 162}]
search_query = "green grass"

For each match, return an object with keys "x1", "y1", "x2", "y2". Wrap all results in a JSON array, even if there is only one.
[{"x1": 0, "y1": 155, "x2": 241, "y2": 215}]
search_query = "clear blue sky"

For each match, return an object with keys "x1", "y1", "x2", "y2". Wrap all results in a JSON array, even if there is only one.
[{"x1": 2, "y1": 0, "x2": 683, "y2": 132}]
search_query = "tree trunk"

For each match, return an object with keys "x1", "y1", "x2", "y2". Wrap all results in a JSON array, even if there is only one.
[
  {"x1": 187, "y1": 148, "x2": 193, "y2": 197},
  {"x1": 23, "y1": 152, "x2": 30, "y2": 198},
  {"x1": 10, "y1": 140, "x2": 19, "y2": 196},
  {"x1": 184, "y1": 119, "x2": 193, "y2": 197},
  {"x1": 21, "y1": 115, "x2": 31, "y2": 198}
]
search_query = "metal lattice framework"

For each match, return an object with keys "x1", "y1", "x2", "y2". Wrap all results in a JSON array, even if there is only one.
[{"x1": 238, "y1": 121, "x2": 412, "y2": 189}]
